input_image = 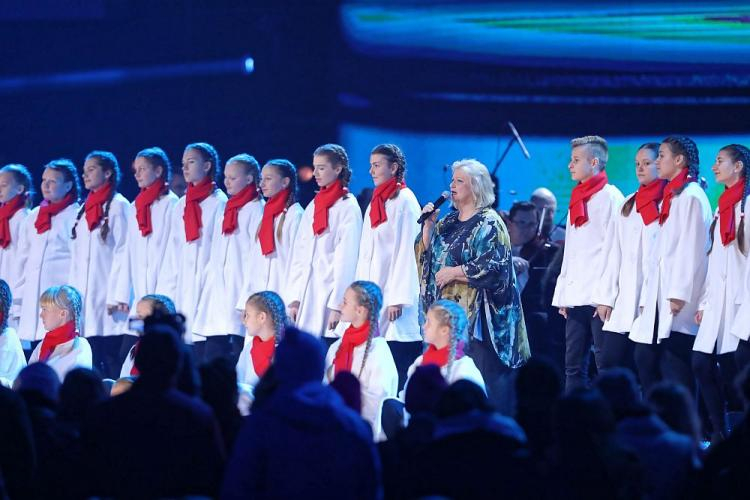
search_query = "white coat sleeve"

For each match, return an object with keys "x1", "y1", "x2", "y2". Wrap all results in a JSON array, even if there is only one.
[
  {"x1": 11, "y1": 216, "x2": 32, "y2": 318},
  {"x1": 326, "y1": 202, "x2": 363, "y2": 311},
  {"x1": 106, "y1": 202, "x2": 132, "y2": 306},
  {"x1": 383, "y1": 202, "x2": 421, "y2": 308},
  {"x1": 666, "y1": 195, "x2": 709, "y2": 303},
  {"x1": 286, "y1": 208, "x2": 314, "y2": 305},
  {"x1": 155, "y1": 207, "x2": 179, "y2": 300},
  {"x1": 551, "y1": 217, "x2": 571, "y2": 308},
  {"x1": 591, "y1": 210, "x2": 622, "y2": 308}
]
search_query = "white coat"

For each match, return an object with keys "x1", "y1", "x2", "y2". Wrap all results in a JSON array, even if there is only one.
[
  {"x1": 592, "y1": 194, "x2": 660, "y2": 333},
  {"x1": 238, "y1": 202, "x2": 304, "y2": 308},
  {"x1": 0, "y1": 207, "x2": 30, "y2": 325},
  {"x1": 552, "y1": 185, "x2": 624, "y2": 308},
  {"x1": 127, "y1": 192, "x2": 178, "y2": 306},
  {"x1": 156, "y1": 190, "x2": 228, "y2": 341},
  {"x1": 0, "y1": 327, "x2": 26, "y2": 386},
  {"x1": 731, "y1": 249, "x2": 750, "y2": 342},
  {"x1": 119, "y1": 344, "x2": 137, "y2": 378},
  {"x1": 325, "y1": 336, "x2": 398, "y2": 439},
  {"x1": 356, "y1": 188, "x2": 421, "y2": 342},
  {"x1": 287, "y1": 195, "x2": 362, "y2": 338},
  {"x1": 15, "y1": 203, "x2": 80, "y2": 342},
  {"x1": 693, "y1": 197, "x2": 750, "y2": 354},
  {"x1": 29, "y1": 336, "x2": 93, "y2": 382},
  {"x1": 194, "y1": 197, "x2": 264, "y2": 337},
  {"x1": 69, "y1": 194, "x2": 132, "y2": 337},
  {"x1": 630, "y1": 183, "x2": 712, "y2": 344},
  {"x1": 235, "y1": 340, "x2": 262, "y2": 390},
  {"x1": 399, "y1": 354, "x2": 485, "y2": 400}
]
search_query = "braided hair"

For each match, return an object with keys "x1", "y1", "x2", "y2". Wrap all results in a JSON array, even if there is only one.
[
  {"x1": 708, "y1": 144, "x2": 750, "y2": 255},
  {"x1": 247, "y1": 291, "x2": 287, "y2": 343},
  {"x1": 345, "y1": 280, "x2": 383, "y2": 378},
  {"x1": 140, "y1": 294, "x2": 177, "y2": 315},
  {"x1": 44, "y1": 158, "x2": 81, "y2": 203},
  {"x1": 260, "y1": 159, "x2": 298, "y2": 242},
  {"x1": 314, "y1": 143, "x2": 352, "y2": 189},
  {"x1": 371, "y1": 143, "x2": 406, "y2": 198},
  {"x1": 427, "y1": 299, "x2": 468, "y2": 379},
  {"x1": 40, "y1": 285, "x2": 83, "y2": 332},
  {"x1": 185, "y1": 142, "x2": 220, "y2": 184},
  {"x1": 0, "y1": 279, "x2": 11, "y2": 334},
  {"x1": 0, "y1": 164, "x2": 35, "y2": 208},
  {"x1": 227, "y1": 154, "x2": 261, "y2": 186},
  {"x1": 72, "y1": 151, "x2": 121, "y2": 241},
  {"x1": 662, "y1": 136, "x2": 700, "y2": 196},
  {"x1": 621, "y1": 143, "x2": 660, "y2": 217},
  {"x1": 136, "y1": 147, "x2": 172, "y2": 185}
]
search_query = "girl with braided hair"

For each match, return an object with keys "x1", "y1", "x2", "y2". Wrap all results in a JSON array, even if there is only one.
[
  {"x1": 157, "y1": 143, "x2": 227, "y2": 347},
  {"x1": 29, "y1": 285, "x2": 92, "y2": 382},
  {"x1": 691, "y1": 144, "x2": 750, "y2": 441},
  {"x1": 119, "y1": 294, "x2": 176, "y2": 378},
  {"x1": 355, "y1": 144, "x2": 422, "y2": 389},
  {"x1": 17, "y1": 159, "x2": 80, "y2": 348},
  {"x1": 0, "y1": 279, "x2": 25, "y2": 386},
  {"x1": 69, "y1": 151, "x2": 132, "y2": 379},
  {"x1": 287, "y1": 144, "x2": 363, "y2": 342},
  {"x1": 0, "y1": 164, "x2": 33, "y2": 327},
  {"x1": 631, "y1": 136, "x2": 712, "y2": 395},
  {"x1": 324, "y1": 280, "x2": 398, "y2": 439},
  {"x1": 236, "y1": 291, "x2": 287, "y2": 399}
]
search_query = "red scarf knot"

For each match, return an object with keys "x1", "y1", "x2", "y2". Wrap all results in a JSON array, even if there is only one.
[
  {"x1": 84, "y1": 183, "x2": 114, "y2": 231},
  {"x1": 369, "y1": 177, "x2": 404, "y2": 228},
  {"x1": 259, "y1": 188, "x2": 291, "y2": 255},
  {"x1": 183, "y1": 177, "x2": 216, "y2": 242},
  {"x1": 0, "y1": 194, "x2": 26, "y2": 248},
  {"x1": 222, "y1": 183, "x2": 259, "y2": 235},
  {"x1": 134, "y1": 181, "x2": 167, "y2": 237},
  {"x1": 35, "y1": 192, "x2": 76, "y2": 234},
  {"x1": 312, "y1": 179, "x2": 347, "y2": 235},
  {"x1": 718, "y1": 178, "x2": 746, "y2": 246},
  {"x1": 634, "y1": 179, "x2": 667, "y2": 226},
  {"x1": 333, "y1": 321, "x2": 370, "y2": 376},
  {"x1": 421, "y1": 340, "x2": 465, "y2": 368},
  {"x1": 251, "y1": 335, "x2": 276, "y2": 377},
  {"x1": 659, "y1": 169, "x2": 693, "y2": 225},
  {"x1": 39, "y1": 320, "x2": 78, "y2": 362},
  {"x1": 569, "y1": 171, "x2": 608, "y2": 228}
]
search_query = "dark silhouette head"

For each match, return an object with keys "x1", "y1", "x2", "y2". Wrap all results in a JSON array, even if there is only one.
[
  {"x1": 330, "y1": 371, "x2": 362, "y2": 414},
  {"x1": 404, "y1": 364, "x2": 448, "y2": 416},
  {"x1": 436, "y1": 379, "x2": 492, "y2": 418},
  {"x1": 59, "y1": 367, "x2": 106, "y2": 423},
  {"x1": 594, "y1": 368, "x2": 648, "y2": 421},
  {"x1": 273, "y1": 327, "x2": 325, "y2": 388}
]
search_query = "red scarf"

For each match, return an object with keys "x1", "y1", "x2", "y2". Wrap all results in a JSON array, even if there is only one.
[
  {"x1": 251, "y1": 335, "x2": 275, "y2": 377},
  {"x1": 718, "y1": 179, "x2": 746, "y2": 246},
  {"x1": 183, "y1": 177, "x2": 216, "y2": 242},
  {"x1": 659, "y1": 169, "x2": 692, "y2": 225},
  {"x1": 369, "y1": 178, "x2": 403, "y2": 228},
  {"x1": 84, "y1": 183, "x2": 113, "y2": 231},
  {"x1": 312, "y1": 179, "x2": 346, "y2": 235},
  {"x1": 569, "y1": 171, "x2": 608, "y2": 228},
  {"x1": 134, "y1": 181, "x2": 167, "y2": 237},
  {"x1": 634, "y1": 179, "x2": 667, "y2": 225},
  {"x1": 259, "y1": 188, "x2": 290, "y2": 256},
  {"x1": 130, "y1": 340, "x2": 141, "y2": 376},
  {"x1": 222, "y1": 184, "x2": 258, "y2": 235},
  {"x1": 0, "y1": 195, "x2": 26, "y2": 248},
  {"x1": 35, "y1": 192, "x2": 76, "y2": 234},
  {"x1": 39, "y1": 321, "x2": 77, "y2": 362},
  {"x1": 421, "y1": 340, "x2": 465, "y2": 368},
  {"x1": 333, "y1": 321, "x2": 370, "y2": 375}
]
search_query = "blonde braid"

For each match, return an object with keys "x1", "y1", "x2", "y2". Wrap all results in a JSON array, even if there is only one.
[
  {"x1": 247, "y1": 291, "x2": 287, "y2": 344},
  {"x1": 347, "y1": 281, "x2": 383, "y2": 378}
]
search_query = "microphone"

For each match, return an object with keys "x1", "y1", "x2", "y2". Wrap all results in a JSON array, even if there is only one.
[
  {"x1": 508, "y1": 121, "x2": 531, "y2": 159},
  {"x1": 418, "y1": 191, "x2": 450, "y2": 224}
]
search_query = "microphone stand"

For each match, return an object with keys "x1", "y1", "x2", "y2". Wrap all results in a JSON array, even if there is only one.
[{"x1": 491, "y1": 121, "x2": 531, "y2": 208}]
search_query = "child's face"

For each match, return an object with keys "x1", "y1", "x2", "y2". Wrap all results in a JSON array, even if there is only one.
[
  {"x1": 656, "y1": 143, "x2": 682, "y2": 181},
  {"x1": 223, "y1": 161, "x2": 254, "y2": 197},
  {"x1": 568, "y1": 145, "x2": 598, "y2": 182},
  {"x1": 41, "y1": 167, "x2": 73, "y2": 203},
  {"x1": 259, "y1": 165, "x2": 289, "y2": 199},
  {"x1": 339, "y1": 288, "x2": 365, "y2": 325},
  {"x1": 133, "y1": 157, "x2": 163, "y2": 189},
  {"x1": 40, "y1": 303, "x2": 69, "y2": 331},
  {"x1": 243, "y1": 303, "x2": 265, "y2": 336},
  {"x1": 712, "y1": 149, "x2": 742, "y2": 187},
  {"x1": 635, "y1": 149, "x2": 658, "y2": 186},
  {"x1": 134, "y1": 300, "x2": 154, "y2": 320},
  {"x1": 182, "y1": 149, "x2": 211, "y2": 185},
  {"x1": 312, "y1": 155, "x2": 342, "y2": 188},
  {"x1": 0, "y1": 172, "x2": 24, "y2": 203},
  {"x1": 423, "y1": 309, "x2": 451, "y2": 349},
  {"x1": 82, "y1": 159, "x2": 111, "y2": 192},
  {"x1": 369, "y1": 154, "x2": 397, "y2": 187}
]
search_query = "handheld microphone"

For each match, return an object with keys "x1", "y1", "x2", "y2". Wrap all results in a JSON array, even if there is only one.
[{"x1": 417, "y1": 191, "x2": 450, "y2": 224}]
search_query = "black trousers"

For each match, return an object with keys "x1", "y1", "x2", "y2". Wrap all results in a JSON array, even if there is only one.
[
  {"x1": 564, "y1": 306, "x2": 604, "y2": 392},
  {"x1": 192, "y1": 335, "x2": 244, "y2": 365},
  {"x1": 634, "y1": 331, "x2": 696, "y2": 396},
  {"x1": 736, "y1": 339, "x2": 750, "y2": 369},
  {"x1": 600, "y1": 330, "x2": 635, "y2": 372},
  {"x1": 692, "y1": 351, "x2": 738, "y2": 437},
  {"x1": 89, "y1": 336, "x2": 127, "y2": 379},
  {"x1": 387, "y1": 340, "x2": 423, "y2": 392},
  {"x1": 467, "y1": 331, "x2": 516, "y2": 416}
]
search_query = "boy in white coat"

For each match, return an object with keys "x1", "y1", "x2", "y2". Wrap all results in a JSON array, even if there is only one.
[{"x1": 552, "y1": 136, "x2": 624, "y2": 391}]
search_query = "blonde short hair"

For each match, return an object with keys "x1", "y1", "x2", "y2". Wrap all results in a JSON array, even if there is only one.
[
  {"x1": 570, "y1": 135, "x2": 608, "y2": 168},
  {"x1": 451, "y1": 159, "x2": 496, "y2": 209},
  {"x1": 40, "y1": 285, "x2": 83, "y2": 330}
]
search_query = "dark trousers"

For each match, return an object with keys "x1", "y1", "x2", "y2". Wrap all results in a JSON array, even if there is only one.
[
  {"x1": 467, "y1": 333, "x2": 516, "y2": 415},
  {"x1": 381, "y1": 398, "x2": 406, "y2": 440},
  {"x1": 192, "y1": 335, "x2": 244, "y2": 365},
  {"x1": 635, "y1": 332, "x2": 696, "y2": 396},
  {"x1": 693, "y1": 351, "x2": 738, "y2": 437},
  {"x1": 736, "y1": 339, "x2": 750, "y2": 369},
  {"x1": 387, "y1": 341, "x2": 423, "y2": 391},
  {"x1": 89, "y1": 336, "x2": 127, "y2": 379},
  {"x1": 564, "y1": 306, "x2": 604, "y2": 392},
  {"x1": 600, "y1": 330, "x2": 635, "y2": 372}
]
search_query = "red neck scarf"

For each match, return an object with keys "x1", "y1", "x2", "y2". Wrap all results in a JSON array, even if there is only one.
[
  {"x1": 130, "y1": 340, "x2": 141, "y2": 376},
  {"x1": 659, "y1": 169, "x2": 692, "y2": 225},
  {"x1": 39, "y1": 320, "x2": 77, "y2": 362},
  {"x1": 259, "y1": 188, "x2": 290, "y2": 256},
  {"x1": 35, "y1": 192, "x2": 76, "y2": 234},
  {"x1": 718, "y1": 179, "x2": 746, "y2": 246},
  {"x1": 333, "y1": 321, "x2": 370, "y2": 375},
  {"x1": 369, "y1": 178, "x2": 403, "y2": 228},
  {"x1": 251, "y1": 335, "x2": 275, "y2": 377},
  {"x1": 634, "y1": 179, "x2": 667, "y2": 226},
  {"x1": 84, "y1": 183, "x2": 114, "y2": 231},
  {"x1": 312, "y1": 179, "x2": 346, "y2": 235},
  {"x1": 134, "y1": 181, "x2": 167, "y2": 237},
  {"x1": 569, "y1": 171, "x2": 608, "y2": 228},
  {"x1": 222, "y1": 184, "x2": 258, "y2": 235},
  {"x1": 422, "y1": 340, "x2": 465, "y2": 368},
  {"x1": 0, "y1": 195, "x2": 26, "y2": 248},
  {"x1": 183, "y1": 177, "x2": 216, "y2": 242}
]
